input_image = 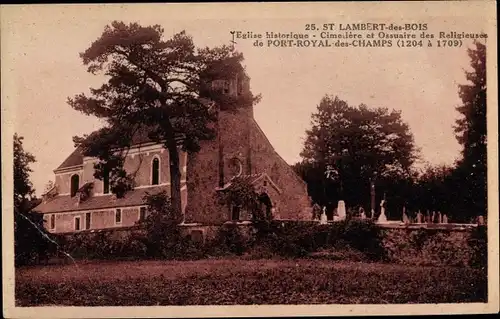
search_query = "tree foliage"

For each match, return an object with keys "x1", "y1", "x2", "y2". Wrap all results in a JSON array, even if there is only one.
[
  {"x1": 14, "y1": 134, "x2": 52, "y2": 266},
  {"x1": 215, "y1": 179, "x2": 265, "y2": 221},
  {"x1": 14, "y1": 134, "x2": 36, "y2": 209},
  {"x1": 138, "y1": 191, "x2": 182, "y2": 257},
  {"x1": 297, "y1": 96, "x2": 418, "y2": 214},
  {"x1": 453, "y1": 41, "x2": 487, "y2": 217},
  {"x1": 69, "y1": 21, "x2": 260, "y2": 214}
]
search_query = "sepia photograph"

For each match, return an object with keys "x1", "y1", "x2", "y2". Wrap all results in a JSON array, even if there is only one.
[{"x1": 1, "y1": 2, "x2": 498, "y2": 317}]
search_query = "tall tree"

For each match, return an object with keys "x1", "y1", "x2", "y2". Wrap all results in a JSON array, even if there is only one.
[
  {"x1": 69, "y1": 21, "x2": 259, "y2": 217},
  {"x1": 299, "y1": 96, "x2": 418, "y2": 213},
  {"x1": 454, "y1": 41, "x2": 487, "y2": 218},
  {"x1": 14, "y1": 134, "x2": 50, "y2": 265},
  {"x1": 14, "y1": 133, "x2": 36, "y2": 210}
]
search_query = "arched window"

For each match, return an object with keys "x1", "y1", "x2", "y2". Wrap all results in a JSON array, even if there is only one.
[
  {"x1": 103, "y1": 169, "x2": 110, "y2": 194},
  {"x1": 70, "y1": 174, "x2": 79, "y2": 197},
  {"x1": 151, "y1": 157, "x2": 160, "y2": 185}
]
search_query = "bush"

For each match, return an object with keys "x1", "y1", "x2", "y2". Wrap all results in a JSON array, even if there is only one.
[
  {"x1": 251, "y1": 221, "x2": 325, "y2": 258},
  {"x1": 15, "y1": 210, "x2": 55, "y2": 266},
  {"x1": 250, "y1": 220, "x2": 385, "y2": 261},
  {"x1": 208, "y1": 224, "x2": 248, "y2": 256},
  {"x1": 327, "y1": 219, "x2": 386, "y2": 261}
]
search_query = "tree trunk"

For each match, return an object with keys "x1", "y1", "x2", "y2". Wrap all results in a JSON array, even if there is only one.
[{"x1": 167, "y1": 138, "x2": 183, "y2": 222}]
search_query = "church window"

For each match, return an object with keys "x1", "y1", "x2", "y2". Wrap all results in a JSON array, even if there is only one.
[
  {"x1": 115, "y1": 209, "x2": 122, "y2": 224},
  {"x1": 85, "y1": 212, "x2": 91, "y2": 230},
  {"x1": 222, "y1": 81, "x2": 230, "y2": 94},
  {"x1": 70, "y1": 174, "x2": 79, "y2": 197},
  {"x1": 103, "y1": 169, "x2": 110, "y2": 194},
  {"x1": 231, "y1": 205, "x2": 241, "y2": 221},
  {"x1": 212, "y1": 79, "x2": 230, "y2": 94},
  {"x1": 74, "y1": 216, "x2": 81, "y2": 231},
  {"x1": 139, "y1": 207, "x2": 147, "y2": 221},
  {"x1": 151, "y1": 157, "x2": 160, "y2": 185},
  {"x1": 49, "y1": 214, "x2": 55, "y2": 230}
]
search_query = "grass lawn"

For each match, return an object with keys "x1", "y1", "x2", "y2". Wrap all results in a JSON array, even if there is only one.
[{"x1": 15, "y1": 258, "x2": 487, "y2": 306}]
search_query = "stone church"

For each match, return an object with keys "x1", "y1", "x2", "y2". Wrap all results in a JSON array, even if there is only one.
[{"x1": 34, "y1": 70, "x2": 312, "y2": 237}]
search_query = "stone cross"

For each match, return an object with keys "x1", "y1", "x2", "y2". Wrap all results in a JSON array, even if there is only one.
[{"x1": 377, "y1": 200, "x2": 387, "y2": 223}]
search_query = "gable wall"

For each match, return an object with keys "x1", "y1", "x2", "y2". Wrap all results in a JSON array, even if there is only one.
[
  {"x1": 54, "y1": 145, "x2": 187, "y2": 196},
  {"x1": 248, "y1": 120, "x2": 312, "y2": 220}
]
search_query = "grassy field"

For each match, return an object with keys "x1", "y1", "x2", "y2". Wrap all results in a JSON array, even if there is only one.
[{"x1": 15, "y1": 258, "x2": 487, "y2": 306}]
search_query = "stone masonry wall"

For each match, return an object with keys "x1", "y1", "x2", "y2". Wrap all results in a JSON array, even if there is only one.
[
  {"x1": 185, "y1": 108, "x2": 312, "y2": 224},
  {"x1": 185, "y1": 110, "x2": 250, "y2": 224},
  {"x1": 248, "y1": 119, "x2": 312, "y2": 220},
  {"x1": 44, "y1": 207, "x2": 141, "y2": 234},
  {"x1": 381, "y1": 227, "x2": 476, "y2": 267}
]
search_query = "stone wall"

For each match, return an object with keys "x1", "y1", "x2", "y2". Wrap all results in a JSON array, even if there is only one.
[
  {"x1": 248, "y1": 119, "x2": 311, "y2": 220},
  {"x1": 184, "y1": 110, "x2": 252, "y2": 224},
  {"x1": 55, "y1": 170, "x2": 83, "y2": 195},
  {"x1": 381, "y1": 226, "x2": 477, "y2": 267},
  {"x1": 185, "y1": 109, "x2": 312, "y2": 224},
  {"x1": 44, "y1": 207, "x2": 142, "y2": 234}
]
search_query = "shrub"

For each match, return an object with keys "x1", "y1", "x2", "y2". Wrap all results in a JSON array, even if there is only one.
[
  {"x1": 15, "y1": 209, "x2": 55, "y2": 266},
  {"x1": 208, "y1": 224, "x2": 248, "y2": 256},
  {"x1": 324, "y1": 220, "x2": 386, "y2": 261},
  {"x1": 250, "y1": 220, "x2": 386, "y2": 260},
  {"x1": 139, "y1": 191, "x2": 183, "y2": 259}
]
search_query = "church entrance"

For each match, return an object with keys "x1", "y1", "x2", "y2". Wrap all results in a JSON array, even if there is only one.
[{"x1": 258, "y1": 192, "x2": 273, "y2": 220}]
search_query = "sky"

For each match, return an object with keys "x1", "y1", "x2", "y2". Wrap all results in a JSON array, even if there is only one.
[{"x1": 1, "y1": 3, "x2": 492, "y2": 196}]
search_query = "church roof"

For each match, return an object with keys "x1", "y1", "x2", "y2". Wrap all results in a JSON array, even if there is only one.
[
  {"x1": 215, "y1": 172, "x2": 282, "y2": 194},
  {"x1": 55, "y1": 147, "x2": 85, "y2": 170},
  {"x1": 34, "y1": 185, "x2": 171, "y2": 214}
]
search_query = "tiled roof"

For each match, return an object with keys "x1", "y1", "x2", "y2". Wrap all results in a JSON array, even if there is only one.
[
  {"x1": 34, "y1": 185, "x2": 171, "y2": 214},
  {"x1": 215, "y1": 173, "x2": 282, "y2": 194},
  {"x1": 55, "y1": 147, "x2": 85, "y2": 170}
]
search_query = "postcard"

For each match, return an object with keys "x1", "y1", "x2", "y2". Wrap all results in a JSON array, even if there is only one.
[{"x1": 2, "y1": 2, "x2": 498, "y2": 318}]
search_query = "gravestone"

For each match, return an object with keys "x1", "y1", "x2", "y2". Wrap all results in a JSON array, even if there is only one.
[
  {"x1": 319, "y1": 207, "x2": 328, "y2": 225},
  {"x1": 311, "y1": 203, "x2": 321, "y2": 220},
  {"x1": 477, "y1": 215, "x2": 485, "y2": 225},
  {"x1": 377, "y1": 200, "x2": 387, "y2": 223},
  {"x1": 402, "y1": 212, "x2": 410, "y2": 224},
  {"x1": 442, "y1": 214, "x2": 448, "y2": 224},
  {"x1": 337, "y1": 200, "x2": 346, "y2": 221},
  {"x1": 416, "y1": 211, "x2": 423, "y2": 223}
]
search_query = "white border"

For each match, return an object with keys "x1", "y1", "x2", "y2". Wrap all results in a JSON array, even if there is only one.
[{"x1": 2, "y1": 2, "x2": 498, "y2": 317}]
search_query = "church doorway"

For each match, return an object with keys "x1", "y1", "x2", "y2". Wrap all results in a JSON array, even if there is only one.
[{"x1": 258, "y1": 192, "x2": 273, "y2": 220}]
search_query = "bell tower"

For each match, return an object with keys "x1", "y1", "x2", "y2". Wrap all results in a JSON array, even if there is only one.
[{"x1": 211, "y1": 69, "x2": 253, "y2": 187}]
